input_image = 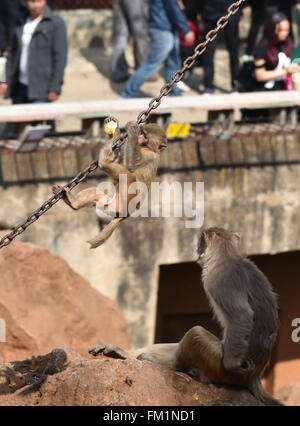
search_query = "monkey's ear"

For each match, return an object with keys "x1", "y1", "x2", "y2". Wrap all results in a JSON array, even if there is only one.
[
  {"x1": 233, "y1": 232, "x2": 241, "y2": 245},
  {"x1": 158, "y1": 143, "x2": 167, "y2": 152}
]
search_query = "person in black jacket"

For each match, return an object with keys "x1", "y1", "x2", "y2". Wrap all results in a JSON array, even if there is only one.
[
  {"x1": 198, "y1": 0, "x2": 246, "y2": 93},
  {"x1": 245, "y1": 0, "x2": 267, "y2": 56},
  {"x1": 0, "y1": 0, "x2": 67, "y2": 104},
  {"x1": 0, "y1": 0, "x2": 27, "y2": 56}
]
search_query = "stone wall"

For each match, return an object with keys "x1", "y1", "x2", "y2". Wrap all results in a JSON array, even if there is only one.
[
  {"x1": 1, "y1": 129, "x2": 300, "y2": 349},
  {"x1": 54, "y1": 5, "x2": 300, "y2": 50},
  {"x1": 57, "y1": 9, "x2": 113, "y2": 49}
]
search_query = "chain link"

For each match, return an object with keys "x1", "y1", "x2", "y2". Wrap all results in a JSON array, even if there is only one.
[{"x1": 0, "y1": 0, "x2": 245, "y2": 250}]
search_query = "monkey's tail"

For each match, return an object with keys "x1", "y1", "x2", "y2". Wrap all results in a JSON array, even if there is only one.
[
  {"x1": 87, "y1": 217, "x2": 125, "y2": 249},
  {"x1": 249, "y1": 378, "x2": 284, "y2": 406}
]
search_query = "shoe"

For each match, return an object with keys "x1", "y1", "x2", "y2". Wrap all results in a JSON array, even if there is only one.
[
  {"x1": 242, "y1": 54, "x2": 254, "y2": 63},
  {"x1": 177, "y1": 81, "x2": 191, "y2": 92},
  {"x1": 112, "y1": 75, "x2": 129, "y2": 83},
  {"x1": 231, "y1": 81, "x2": 239, "y2": 93},
  {"x1": 147, "y1": 73, "x2": 160, "y2": 82},
  {"x1": 203, "y1": 88, "x2": 215, "y2": 95}
]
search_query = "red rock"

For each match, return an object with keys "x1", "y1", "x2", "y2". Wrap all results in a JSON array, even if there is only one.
[
  {"x1": 0, "y1": 234, "x2": 130, "y2": 362},
  {"x1": 275, "y1": 382, "x2": 300, "y2": 406},
  {"x1": 0, "y1": 348, "x2": 265, "y2": 406}
]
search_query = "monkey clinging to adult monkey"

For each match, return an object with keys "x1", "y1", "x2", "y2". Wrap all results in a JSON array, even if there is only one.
[
  {"x1": 52, "y1": 116, "x2": 167, "y2": 248},
  {"x1": 89, "y1": 227, "x2": 282, "y2": 406}
]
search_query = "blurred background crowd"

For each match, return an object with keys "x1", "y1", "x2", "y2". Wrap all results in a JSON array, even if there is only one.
[{"x1": 0, "y1": 0, "x2": 300, "y2": 105}]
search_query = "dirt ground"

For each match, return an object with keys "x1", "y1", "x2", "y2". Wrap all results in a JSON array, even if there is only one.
[{"x1": 56, "y1": 44, "x2": 233, "y2": 130}]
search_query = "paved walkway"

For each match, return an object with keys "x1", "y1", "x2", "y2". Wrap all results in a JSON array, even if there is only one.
[{"x1": 58, "y1": 44, "x2": 235, "y2": 130}]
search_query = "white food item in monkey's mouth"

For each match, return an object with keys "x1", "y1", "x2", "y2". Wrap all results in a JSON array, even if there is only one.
[{"x1": 104, "y1": 120, "x2": 118, "y2": 135}]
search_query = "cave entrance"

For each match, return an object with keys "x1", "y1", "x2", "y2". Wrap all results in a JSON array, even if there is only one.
[{"x1": 155, "y1": 262, "x2": 221, "y2": 344}]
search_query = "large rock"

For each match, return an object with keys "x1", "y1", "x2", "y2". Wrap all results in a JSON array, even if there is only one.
[
  {"x1": 0, "y1": 233, "x2": 130, "y2": 361},
  {"x1": 0, "y1": 348, "x2": 264, "y2": 406}
]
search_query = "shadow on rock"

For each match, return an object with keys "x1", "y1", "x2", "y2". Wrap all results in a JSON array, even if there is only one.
[{"x1": 0, "y1": 349, "x2": 68, "y2": 396}]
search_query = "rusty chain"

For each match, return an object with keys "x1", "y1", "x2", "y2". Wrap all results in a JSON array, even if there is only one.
[{"x1": 0, "y1": 0, "x2": 245, "y2": 249}]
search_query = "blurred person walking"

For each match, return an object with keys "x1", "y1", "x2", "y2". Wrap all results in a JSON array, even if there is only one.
[
  {"x1": 178, "y1": 1, "x2": 203, "y2": 92},
  {"x1": 245, "y1": 0, "x2": 267, "y2": 57},
  {"x1": 0, "y1": 0, "x2": 27, "y2": 56},
  {"x1": 122, "y1": 0, "x2": 194, "y2": 98},
  {"x1": 111, "y1": 0, "x2": 151, "y2": 82},
  {"x1": 197, "y1": 0, "x2": 246, "y2": 94}
]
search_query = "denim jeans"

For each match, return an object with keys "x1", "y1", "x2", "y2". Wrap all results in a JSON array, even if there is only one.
[
  {"x1": 12, "y1": 82, "x2": 55, "y2": 131},
  {"x1": 122, "y1": 27, "x2": 182, "y2": 98},
  {"x1": 112, "y1": 0, "x2": 150, "y2": 80}
]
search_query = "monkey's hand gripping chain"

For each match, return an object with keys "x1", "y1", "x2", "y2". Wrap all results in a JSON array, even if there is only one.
[{"x1": 0, "y1": 0, "x2": 245, "y2": 250}]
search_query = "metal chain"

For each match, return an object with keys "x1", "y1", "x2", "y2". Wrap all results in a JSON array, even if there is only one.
[
  {"x1": 0, "y1": 160, "x2": 98, "y2": 248},
  {"x1": 0, "y1": 0, "x2": 245, "y2": 250}
]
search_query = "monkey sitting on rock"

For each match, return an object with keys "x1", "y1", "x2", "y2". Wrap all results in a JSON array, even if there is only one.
[
  {"x1": 52, "y1": 117, "x2": 167, "y2": 248},
  {"x1": 89, "y1": 227, "x2": 282, "y2": 406}
]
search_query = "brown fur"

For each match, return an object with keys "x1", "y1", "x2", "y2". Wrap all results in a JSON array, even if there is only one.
[{"x1": 52, "y1": 117, "x2": 167, "y2": 248}]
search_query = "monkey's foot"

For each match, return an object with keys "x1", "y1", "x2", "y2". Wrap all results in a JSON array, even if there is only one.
[
  {"x1": 52, "y1": 184, "x2": 63, "y2": 195},
  {"x1": 88, "y1": 344, "x2": 128, "y2": 360},
  {"x1": 52, "y1": 184, "x2": 70, "y2": 198}
]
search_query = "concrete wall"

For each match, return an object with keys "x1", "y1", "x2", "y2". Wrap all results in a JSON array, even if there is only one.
[
  {"x1": 55, "y1": 6, "x2": 300, "y2": 50},
  {"x1": 1, "y1": 130, "x2": 300, "y2": 351},
  {"x1": 57, "y1": 9, "x2": 113, "y2": 49}
]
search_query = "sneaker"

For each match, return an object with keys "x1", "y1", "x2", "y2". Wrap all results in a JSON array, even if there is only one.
[
  {"x1": 203, "y1": 88, "x2": 215, "y2": 95},
  {"x1": 177, "y1": 81, "x2": 191, "y2": 92},
  {"x1": 242, "y1": 54, "x2": 254, "y2": 63},
  {"x1": 112, "y1": 75, "x2": 129, "y2": 83}
]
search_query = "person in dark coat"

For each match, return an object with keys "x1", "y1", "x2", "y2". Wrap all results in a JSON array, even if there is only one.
[
  {"x1": 245, "y1": 0, "x2": 267, "y2": 56},
  {"x1": 0, "y1": 0, "x2": 67, "y2": 104},
  {"x1": 0, "y1": 0, "x2": 27, "y2": 56},
  {"x1": 197, "y1": 0, "x2": 246, "y2": 93}
]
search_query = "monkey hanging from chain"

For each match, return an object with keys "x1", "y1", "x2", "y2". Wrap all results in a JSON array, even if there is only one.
[{"x1": 52, "y1": 117, "x2": 167, "y2": 248}]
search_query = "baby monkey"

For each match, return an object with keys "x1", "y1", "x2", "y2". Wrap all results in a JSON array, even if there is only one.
[
  {"x1": 52, "y1": 117, "x2": 167, "y2": 248},
  {"x1": 89, "y1": 228, "x2": 282, "y2": 406}
]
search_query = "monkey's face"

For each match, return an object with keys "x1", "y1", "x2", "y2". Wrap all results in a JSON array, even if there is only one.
[
  {"x1": 196, "y1": 228, "x2": 241, "y2": 265},
  {"x1": 139, "y1": 124, "x2": 168, "y2": 153},
  {"x1": 138, "y1": 129, "x2": 148, "y2": 146}
]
